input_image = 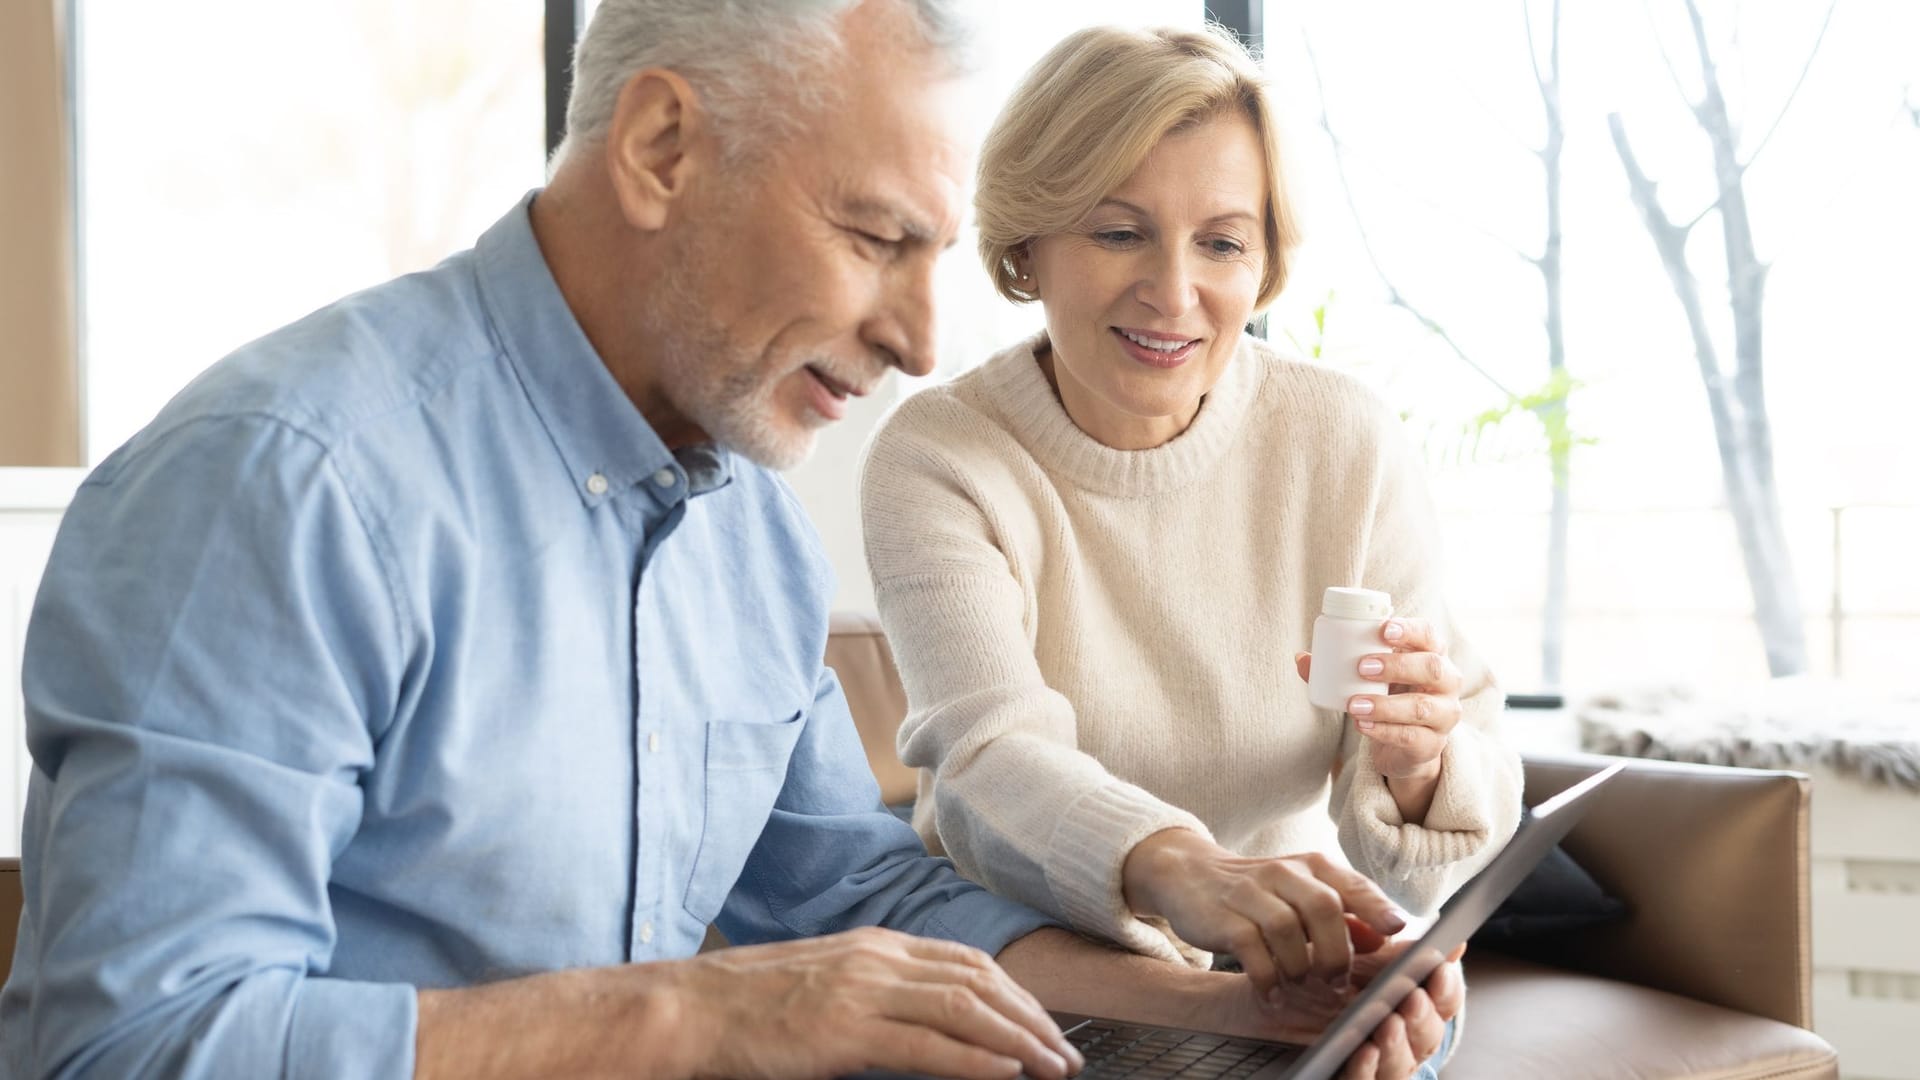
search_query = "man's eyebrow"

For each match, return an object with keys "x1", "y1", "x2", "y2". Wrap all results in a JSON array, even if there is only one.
[{"x1": 844, "y1": 197, "x2": 958, "y2": 250}]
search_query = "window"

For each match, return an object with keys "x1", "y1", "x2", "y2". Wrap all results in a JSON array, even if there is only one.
[
  {"x1": 1256, "y1": 0, "x2": 1920, "y2": 689},
  {"x1": 76, "y1": 0, "x2": 546, "y2": 461}
]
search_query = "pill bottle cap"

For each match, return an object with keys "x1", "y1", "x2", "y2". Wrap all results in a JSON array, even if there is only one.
[{"x1": 1321, "y1": 586, "x2": 1392, "y2": 620}]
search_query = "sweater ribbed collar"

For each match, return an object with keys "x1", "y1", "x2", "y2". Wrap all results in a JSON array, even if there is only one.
[{"x1": 971, "y1": 330, "x2": 1267, "y2": 498}]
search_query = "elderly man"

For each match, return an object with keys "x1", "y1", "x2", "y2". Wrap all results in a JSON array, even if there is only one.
[{"x1": 1, "y1": 2, "x2": 1459, "y2": 1078}]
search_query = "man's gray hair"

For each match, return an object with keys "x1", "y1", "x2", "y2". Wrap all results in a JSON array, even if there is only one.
[{"x1": 559, "y1": 0, "x2": 975, "y2": 165}]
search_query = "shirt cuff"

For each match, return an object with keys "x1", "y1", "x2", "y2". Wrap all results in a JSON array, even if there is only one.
[
  {"x1": 922, "y1": 887, "x2": 1064, "y2": 958},
  {"x1": 1044, "y1": 782, "x2": 1215, "y2": 967},
  {"x1": 287, "y1": 977, "x2": 417, "y2": 1080}
]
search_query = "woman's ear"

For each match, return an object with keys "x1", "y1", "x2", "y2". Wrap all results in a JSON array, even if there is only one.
[
  {"x1": 1009, "y1": 248, "x2": 1039, "y2": 297},
  {"x1": 604, "y1": 68, "x2": 708, "y2": 231}
]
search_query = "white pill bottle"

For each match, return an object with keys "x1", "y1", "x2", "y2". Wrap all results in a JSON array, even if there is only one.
[{"x1": 1306, "y1": 586, "x2": 1392, "y2": 713}]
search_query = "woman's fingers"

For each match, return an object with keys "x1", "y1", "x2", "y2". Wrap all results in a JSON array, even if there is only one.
[
  {"x1": 1369, "y1": 1013, "x2": 1417, "y2": 1080},
  {"x1": 1346, "y1": 691, "x2": 1460, "y2": 738},
  {"x1": 1424, "y1": 958, "x2": 1465, "y2": 1022},
  {"x1": 1378, "y1": 617, "x2": 1444, "y2": 655},
  {"x1": 1361, "y1": 648, "x2": 1461, "y2": 695},
  {"x1": 1396, "y1": 988, "x2": 1444, "y2": 1064}
]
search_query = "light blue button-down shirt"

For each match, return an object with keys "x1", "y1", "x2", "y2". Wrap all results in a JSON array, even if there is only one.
[{"x1": 1, "y1": 194, "x2": 1053, "y2": 1079}]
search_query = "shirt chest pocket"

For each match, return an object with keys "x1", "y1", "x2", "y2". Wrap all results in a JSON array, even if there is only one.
[{"x1": 682, "y1": 710, "x2": 806, "y2": 924}]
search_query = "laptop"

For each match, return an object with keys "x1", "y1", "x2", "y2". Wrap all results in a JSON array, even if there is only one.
[{"x1": 853, "y1": 762, "x2": 1624, "y2": 1080}]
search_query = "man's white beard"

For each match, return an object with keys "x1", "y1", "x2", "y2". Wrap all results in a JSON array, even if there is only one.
[{"x1": 640, "y1": 234, "x2": 821, "y2": 471}]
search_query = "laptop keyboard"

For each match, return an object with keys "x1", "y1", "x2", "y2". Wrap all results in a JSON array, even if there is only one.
[{"x1": 1063, "y1": 1020, "x2": 1284, "y2": 1079}]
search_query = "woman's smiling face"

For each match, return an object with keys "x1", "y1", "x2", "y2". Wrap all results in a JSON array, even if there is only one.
[{"x1": 1025, "y1": 110, "x2": 1269, "y2": 451}]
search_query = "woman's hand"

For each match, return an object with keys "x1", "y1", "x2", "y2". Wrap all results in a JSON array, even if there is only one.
[
  {"x1": 1296, "y1": 617, "x2": 1462, "y2": 820},
  {"x1": 1184, "y1": 936, "x2": 1465, "y2": 1080},
  {"x1": 1338, "y1": 947, "x2": 1464, "y2": 1080},
  {"x1": 1120, "y1": 828, "x2": 1407, "y2": 1001}
]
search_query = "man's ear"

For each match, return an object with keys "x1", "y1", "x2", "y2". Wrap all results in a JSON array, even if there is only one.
[{"x1": 605, "y1": 68, "x2": 707, "y2": 231}]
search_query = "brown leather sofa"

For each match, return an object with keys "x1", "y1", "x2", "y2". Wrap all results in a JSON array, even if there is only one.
[
  {"x1": 826, "y1": 611, "x2": 1840, "y2": 1080},
  {"x1": 0, "y1": 617, "x2": 1842, "y2": 1080}
]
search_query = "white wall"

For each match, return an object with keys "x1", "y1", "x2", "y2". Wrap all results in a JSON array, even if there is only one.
[{"x1": 0, "y1": 469, "x2": 83, "y2": 858}]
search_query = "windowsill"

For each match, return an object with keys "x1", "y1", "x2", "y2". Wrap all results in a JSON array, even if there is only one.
[{"x1": 0, "y1": 467, "x2": 86, "y2": 512}]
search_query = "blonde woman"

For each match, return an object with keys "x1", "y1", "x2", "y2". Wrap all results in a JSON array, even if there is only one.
[{"x1": 861, "y1": 24, "x2": 1523, "y2": 1078}]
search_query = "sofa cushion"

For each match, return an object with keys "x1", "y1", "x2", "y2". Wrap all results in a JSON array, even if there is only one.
[
  {"x1": 1452, "y1": 952, "x2": 1838, "y2": 1080},
  {"x1": 1472, "y1": 810, "x2": 1627, "y2": 948}
]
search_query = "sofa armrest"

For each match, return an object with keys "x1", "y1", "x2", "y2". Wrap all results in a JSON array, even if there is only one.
[
  {"x1": 1515, "y1": 752, "x2": 1813, "y2": 1029},
  {"x1": 824, "y1": 611, "x2": 919, "y2": 806}
]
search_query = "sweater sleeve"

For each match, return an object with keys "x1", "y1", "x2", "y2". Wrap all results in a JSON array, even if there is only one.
[
  {"x1": 1328, "y1": 400, "x2": 1525, "y2": 915},
  {"x1": 861, "y1": 398, "x2": 1212, "y2": 967}
]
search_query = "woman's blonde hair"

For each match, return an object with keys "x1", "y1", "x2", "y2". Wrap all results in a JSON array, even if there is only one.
[{"x1": 976, "y1": 24, "x2": 1298, "y2": 309}]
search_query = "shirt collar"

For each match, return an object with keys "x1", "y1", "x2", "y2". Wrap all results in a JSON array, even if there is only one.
[{"x1": 474, "y1": 190, "x2": 733, "y2": 508}]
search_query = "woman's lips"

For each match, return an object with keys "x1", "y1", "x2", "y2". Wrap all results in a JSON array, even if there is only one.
[{"x1": 1111, "y1": 327, "x2": 1201, "y2": 369}]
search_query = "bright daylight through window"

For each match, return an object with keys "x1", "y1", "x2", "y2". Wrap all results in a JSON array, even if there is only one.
[{"x1": 71, "y1": 0, "x2": 1919, "y2": 695}]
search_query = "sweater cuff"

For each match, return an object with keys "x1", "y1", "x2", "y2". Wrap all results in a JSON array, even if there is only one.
[
  {"x1": 1043, "y1": 782, "x2": 1215, "y2": 967},
  {"x1": 1341, "y1": 726, "x2": 1517, "y2": 911}
]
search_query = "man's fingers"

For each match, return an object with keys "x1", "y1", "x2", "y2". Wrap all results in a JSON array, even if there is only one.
[
  {"x1": 900, "y1": 957, "x2": 1081, "y2": 1070},
  {"x1": 881, "y1": 980, "x2": 1071, "y2": 1080},
  {"x1": 891, "y1": 932, "x2": 1078, "y2": 1063},
  {"x1": 866, "y1": 1018, "x2": 1028, "y2": 1080}
]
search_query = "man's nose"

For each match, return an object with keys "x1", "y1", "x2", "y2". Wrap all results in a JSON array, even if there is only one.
[{"x1": 869, "y1": 262, "x2": 939, "y2": 378}]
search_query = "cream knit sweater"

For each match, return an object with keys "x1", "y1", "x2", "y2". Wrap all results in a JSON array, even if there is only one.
[{"x1": 860, "y1": 332, "x2": 1524, "y2": 966}]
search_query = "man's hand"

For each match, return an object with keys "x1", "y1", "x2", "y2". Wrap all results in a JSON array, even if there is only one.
[
  {"x1": 1120, "y1": 828, "x2": 1407, "y2": 999},
  {"x1": 673, "y1": 927, "x2": 1084, "y2": 1080},
  {"x1": 416, "y1": 926, "x2": 1083, "y2": 1080}
]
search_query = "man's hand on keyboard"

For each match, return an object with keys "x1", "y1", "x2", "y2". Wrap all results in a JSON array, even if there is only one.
[{"x1": 663, "y1": 926, "x2": 1085, "y2": 1080}]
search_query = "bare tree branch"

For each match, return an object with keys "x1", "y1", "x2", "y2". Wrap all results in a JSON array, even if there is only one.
[
  {"x1": 1641, "y1": 0, "x2": 1699, "y2": 109},
  {"x1": 1670, "y1": 0, "x2": 1837, "y2": 234},
  {"x1": 1523, "y1": 0, "x2": 1548, "y2": 110},
  {"x1": 1738, "y1": 0, "x2": 1840, "y2": 171},
  {"x1": 1314, "y1": 136, "x2": 1539, "y2": 262},
  {"x1": 1303, "y1": 35, "x2": 1519, "y2": 399}
]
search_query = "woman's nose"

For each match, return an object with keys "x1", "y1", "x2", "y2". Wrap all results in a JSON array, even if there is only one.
[{"x1": 1134, "y1": 249, "x2": 1198, "y2": 318}]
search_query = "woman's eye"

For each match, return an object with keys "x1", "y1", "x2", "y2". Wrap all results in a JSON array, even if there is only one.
[
  {"x1": 1093, "y1": 229, "x2": 1141, "y2": 246},
  {"x1": 1207, "y1": 238, "x2": 1246, "y2": 256}
]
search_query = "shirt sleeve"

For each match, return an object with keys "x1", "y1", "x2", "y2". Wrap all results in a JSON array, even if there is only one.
[
  {"x1": 712, "y1": 663, "x2": 1060, "y2": 957},
  {"x1": 1328, "y1": 401, "x2": 1525, "y2": 915},
  {"x1": 857, "y1": 402, "x2": 1214, "y2": 967},
  {"x1": 8, "y1": 415, "x2": 416, "y2": 1080}
]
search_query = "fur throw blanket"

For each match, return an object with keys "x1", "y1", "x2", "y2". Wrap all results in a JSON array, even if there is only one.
[{"x1": 1577, "y1": 678, "x2": 1920, "y2": 792}]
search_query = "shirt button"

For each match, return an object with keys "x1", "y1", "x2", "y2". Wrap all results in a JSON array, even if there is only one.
[
  {"x1": 652, "y1": 468, "x2": 676, "y2": 489},
  {"x1": 585, "y1": 473, "x2": 609, "y2": 496},
  {"x1": 639, "y1": 921, "x2": 654, "y2": 944},
  {"x1": 647, "y1": 731, "x2": 661, "y2": 753}
]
